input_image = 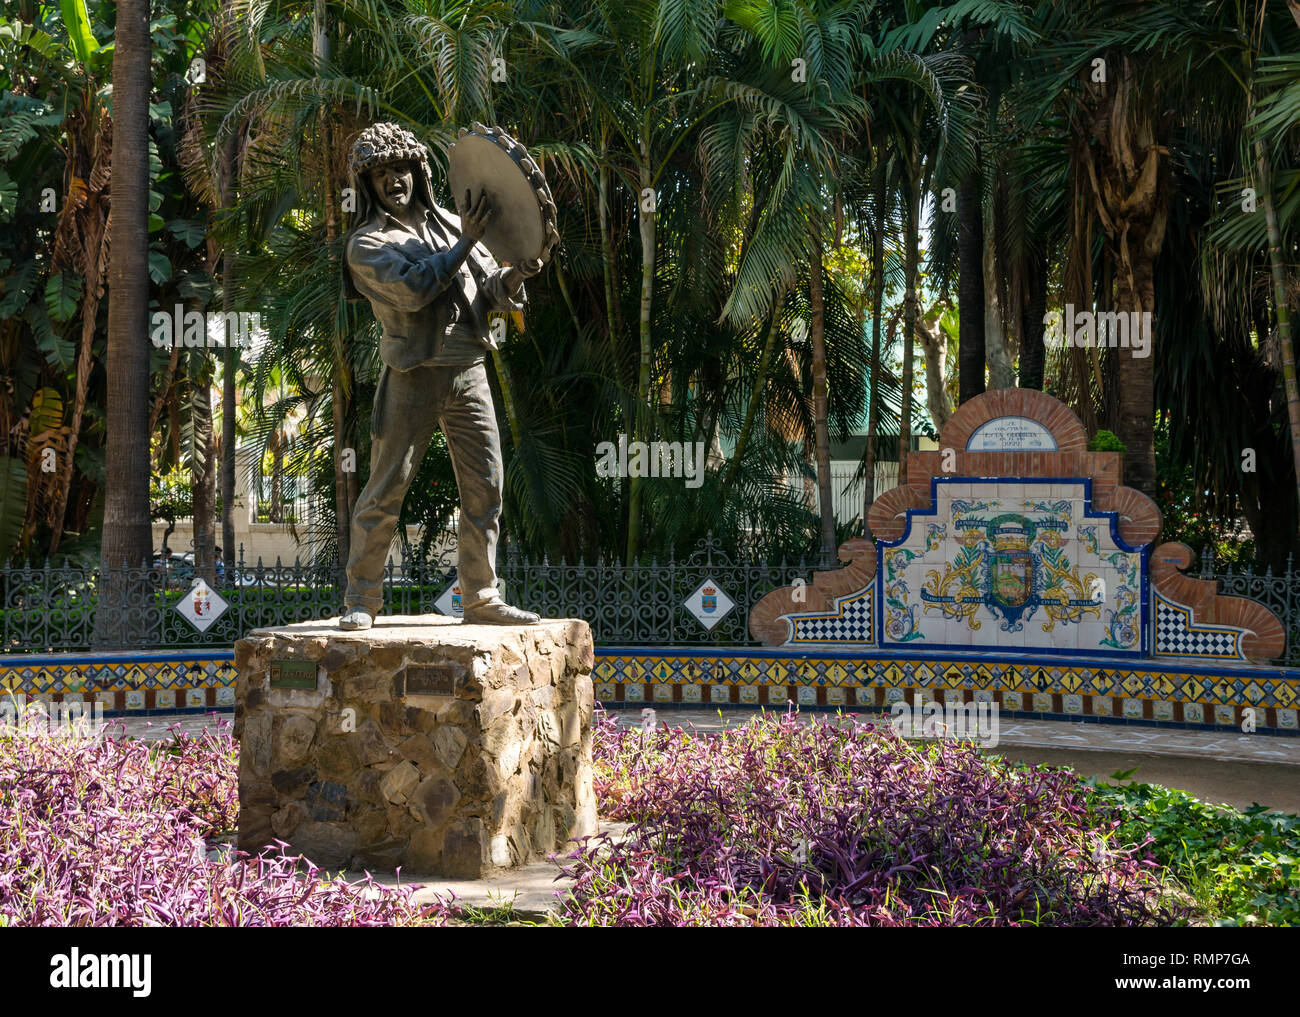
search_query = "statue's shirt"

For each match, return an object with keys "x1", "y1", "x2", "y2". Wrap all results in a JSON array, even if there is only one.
[{"x1": 345, "y1": 203, "x2": 525, "y2": 370}]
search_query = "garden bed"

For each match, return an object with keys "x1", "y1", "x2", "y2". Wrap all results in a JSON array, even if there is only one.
[{"x1": 0, "y1": 707, "x2": 1293, "y2": 926}]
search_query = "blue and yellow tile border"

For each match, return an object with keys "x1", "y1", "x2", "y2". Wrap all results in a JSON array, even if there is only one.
[
  {"x1": 594, "y1": 645, "x2": 1300, "y2": 734},
  {"x1": 0, "y1": 650, "x2": 237, "y2": 714},
  {"x1": 3, "y1": 644, "x2": 1297, "y2": 733}
]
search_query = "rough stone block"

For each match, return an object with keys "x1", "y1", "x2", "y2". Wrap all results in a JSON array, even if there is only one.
[{"x1": 235, "y1": 615, "x2": 595, "y2": 877}]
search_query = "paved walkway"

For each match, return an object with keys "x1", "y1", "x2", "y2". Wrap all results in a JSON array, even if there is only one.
[
  {"x1": 605, "y1": 708, "x2": 1300, "y2": 767},
  {"x1": 351, "y1": 822, "x2": 632, "y2": 919},
  {"x1": 98, "y1": 713, "x2": 233, "y2": 742},
  {"x1": 101, "y1": 707, "x2": 1300, "y2": 767},
  {"x1": 100, "y1": 706, "x2": 1300, "y2": 812}
]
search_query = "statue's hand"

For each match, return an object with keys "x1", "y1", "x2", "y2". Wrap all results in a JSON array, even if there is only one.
[
  {"x1": 460, "y1": 188, "x2": 495, "y2": 241},
  {"x1": 516, "y1": 257, "x2": 545, "y2": 278}
]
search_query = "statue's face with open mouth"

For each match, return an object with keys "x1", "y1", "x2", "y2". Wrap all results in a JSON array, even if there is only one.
[{"x1": 368, "y1": 160, "x2": 416, "y2": 216}]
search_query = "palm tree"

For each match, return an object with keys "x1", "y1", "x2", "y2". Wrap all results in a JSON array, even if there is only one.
[
  {"x1": 1245, "y1": 10, "x2": 1300, "y2": 545},
  {"x1": 1195, "y1": 1, "x2": 1300, "y2": 557},
  {"x1": 208, "y1": 0, "x2": 249, "y2": 580},
  {"x1": 1032, "y1": 1, "x2": 1227, "y2": 496},
  {"x1": 98, "y1": 0, "x2": 154, "y2": 643},
  {"x1": 526, "y1": 0, "x2": 741, "y2": 562},
  {"x1": 44, "y1": 9, "x2": 110, "y2": 558},
  {"x1": 956, "y1": 165, "x2": 985, "y2": 402},
  {"x1": 723, "y1": 0, "x2": 874, "y2": 556},
  {"x1": 208, "y1": 0, "x2": 408, "y2": 566},
  {"x1": 859, "y1": 158, "x2": 903, "y2": 528}
]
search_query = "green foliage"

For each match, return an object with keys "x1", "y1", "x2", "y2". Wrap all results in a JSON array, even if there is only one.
[
  {"x1": 1154, "y1": 417, "x2": 1255, "y2": 565},
  {"x1": 1087, "y1": 429, "x2": 1125, "y2": 453},
  {"x1": 0, "y1": 456, "x2": 28, "y2": 563},
  {"x1": 43, "y1": 272, "x2": 82, "y2": 322},
  {"x1": 56, "y1": 0, "x2": 100, "y2": 64},
  {"x1": 5, "y1": 0, "x2": 1299, "y2": 570},
  {"x1": 29, "y1": 387, "x2": 63, "y2": 439},
  {"x1": 165, "y1": 218, "x2": 205, "y2": 249},
  {"x1": 217, "y1": 0, "x2": 926, "y2": 565},
  {"x1": 1090, "y1": 777, "x2": 1300, "y2": 927},
  {"x1": 147, "y1": 249, "x2": 173, "y2": 285},
  {"x1": 151, "y1": 472, "x2": 194, "y2": 520},
  {"x1": 0, "y1": 166, "x2": 17, "y2": 219}
]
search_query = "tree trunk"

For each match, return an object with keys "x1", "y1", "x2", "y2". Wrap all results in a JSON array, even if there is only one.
[
  {"x1": 324, "y1": 134, "x2": 357, "y2": 566},
  {"x1": 1081, "y1": 57, "x2": 1168, "y2": 497},
  {"x1": 863, "y1": 190, "x2": 885, "y2": 532},
  {"x1": 219, "y1": 122, "x2": 241, "y2": 580},
  {"x1": 626, "y1": 144, "x2": 655, "y2": 563},
  {"x1": 802, "y1": 444, "x2": 817, "y2": 514},
  {"x1": 97, "y1": 0, "x2": 154, "y2": 647},
  {"x1": 490, "y1": 346, "x2": 522, "y2": 450},
  {"x1": 1018, "y1": 250, "x2": 1047, "y2": 390},
  {"x1": 1113, "y1": 261, "x2": 1157, "y2": 494},
  {"x1": 899, "y1": 145, "x2": 920, "y2": 486},
  {"x1": 983, "y1": 171, "x2": 1014, "y2": 389},
  {"x1": 48, "y1": 151, "x2": 108, "y2": 556},
  {"x1": 808, "y1": 235, "x2": 836, "y2": 558},
  {"x1": 269, "y1": 428, "x2": 284, "y2": 523},
  {"x1": 1255, "y1": 137, "x2": 1300, "y2": 542},
  {"x1": 316, "y1": 0, "x2": 357, "y2": 569},
  {"x1": 220, "y1": 329, "x2": 237, "y2": 572},
  {"x1": 957, "y1": 171, "x2": 985, "y2": 404},
  {"x1": 724, "y1": 297, "x2": 782, "y2": 490},
  {"x1": 597, "y1": 131, "x2": 620, "y2": 360},
  {"x1": 332, "y1": 374, "x2": 356, "y2": 561},
  {"x1": 190, "y1": 348, "x2": 217, "y2": 584},
  {"x1": 916, "y1": 317, "x2": 953, "y2": 432},
  {"x1": 149, "y1": 346, "x2": 181, "y2": 434}
]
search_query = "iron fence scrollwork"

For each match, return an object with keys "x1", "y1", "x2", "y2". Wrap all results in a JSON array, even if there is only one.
[
  {"x1": 6, "y1": 541, "x2": 1297, "y2": 665},
  {"x1": 0, "y1": 533, "x2": 816, "y2": 653}
]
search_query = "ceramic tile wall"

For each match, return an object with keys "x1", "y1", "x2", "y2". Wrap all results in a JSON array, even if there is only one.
[
  {"x1": 591, "y1": 649, "x2": 1300, "y2": 732},
  {"x1": 881, "y1": 480, "x2": 1142, "y2": 655},
  {"x1": 7, "y1": 642, "x2": 1295, "y2": 734},
  {"x1": 0, "y1": 655, "x2": 236, "y2": 712}
]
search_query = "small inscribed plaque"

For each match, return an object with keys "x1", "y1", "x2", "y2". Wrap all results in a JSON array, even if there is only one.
[
  {"x1": 402, "y1": 664, "x2": 458, "y2": 697},
  {"x1": 965, "y1": 416, "x2": 1058, "y2": 452},
  {"x1": 269, "y1": 659, "x2": 317, "y2": 690}
]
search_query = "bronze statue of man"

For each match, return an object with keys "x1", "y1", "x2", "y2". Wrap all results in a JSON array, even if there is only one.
[{"x1": 339, "y1": 122, "x2": 540, "y2": 629}]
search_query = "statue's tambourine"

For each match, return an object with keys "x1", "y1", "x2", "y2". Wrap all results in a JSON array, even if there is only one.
[{"x1": 447, "y1": 123, "x2": 560, "y2": 266}]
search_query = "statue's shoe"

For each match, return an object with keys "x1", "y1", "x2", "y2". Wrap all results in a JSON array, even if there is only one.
[
  {"x1": 339, "y1": 608, "x2": 373, "y2": 631},
  {"x1": 463, "y1": 601, "x2": 541, "y2": 625}
]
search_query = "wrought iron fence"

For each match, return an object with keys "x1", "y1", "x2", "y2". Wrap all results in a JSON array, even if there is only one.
[
  {"x1": 6, "y1": 539, "x2": 1294, "y2": 662},
  {"x1": 0, "y1": 533, "x2": 814, "y2": 653},
  {"x1": 1196, "y1": 547, "x2": 1300, "y2": 666}
]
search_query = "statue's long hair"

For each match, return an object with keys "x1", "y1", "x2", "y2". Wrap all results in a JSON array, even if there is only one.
[{"x1": 341, "y1": 148, "x2": 441, "y2": 302}]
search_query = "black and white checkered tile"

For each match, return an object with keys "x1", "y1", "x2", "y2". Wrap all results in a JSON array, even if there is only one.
[
  {"x1": 1155, "y1": 596, "x2": 1243, "y2": 659},
  {"x1": 788, "y1": 588, "x2": 874, "y2": 643}
]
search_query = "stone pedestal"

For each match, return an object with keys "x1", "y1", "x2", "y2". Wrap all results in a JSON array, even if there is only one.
[{"x1": 233, "y1": 616, "x2": 596, "y2": 877}]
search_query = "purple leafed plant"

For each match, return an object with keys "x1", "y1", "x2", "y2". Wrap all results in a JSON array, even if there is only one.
[
  {"x1": 559, "y1": 709, "x2": 1182, "y2": 926},
  {"x1": 0, "y1": 703, "x2": 1183, "y2": 927},
  {"x1": 0, "y1": 711, "x2": 450, "y2": 926}
]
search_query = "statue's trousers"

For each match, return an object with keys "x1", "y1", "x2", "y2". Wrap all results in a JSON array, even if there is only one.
[{"x1": 344, "y1": 360, "x2": 502, "y2": 615}]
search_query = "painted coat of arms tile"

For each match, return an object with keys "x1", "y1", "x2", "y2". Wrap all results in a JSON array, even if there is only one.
[{"x1": 880, "y1": 479, "x2": 1144, "y2": 655}]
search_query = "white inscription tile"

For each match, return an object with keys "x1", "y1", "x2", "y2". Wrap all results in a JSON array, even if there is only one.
[{"x1": 966, "y1": 416, "x2": 1058, "y2": 452}]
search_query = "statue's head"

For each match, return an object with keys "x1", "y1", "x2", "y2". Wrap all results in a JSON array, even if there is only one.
[
  {"x1": 346, "y1": 122, "x2": 438, "y2": 226},
  {"x1": 343, "y1": 122, "x2": 442, "y2": 300}
]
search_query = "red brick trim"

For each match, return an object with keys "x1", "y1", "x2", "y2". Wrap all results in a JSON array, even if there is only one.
[
  {"x1": 940, "y1": 389, "x2": 1088, "y2": 453},
  {"x1": 1151, "y1": 542, "x2": 1285, "y2": 663},
  {"x1": 749, "y1": 538, "x2": 876, "y2": 645}
]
